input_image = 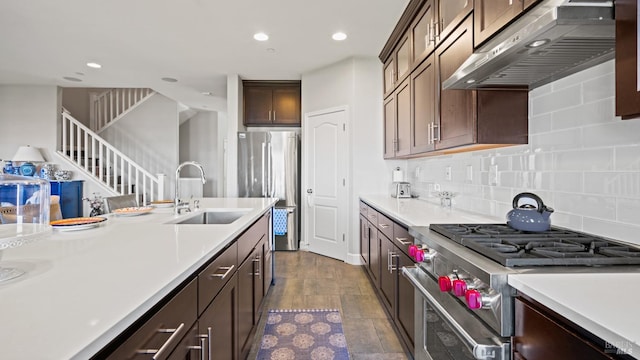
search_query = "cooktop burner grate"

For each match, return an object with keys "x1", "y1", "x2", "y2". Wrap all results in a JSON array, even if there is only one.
[{"x1": 429, "y1": 224, "x2": 640, "y2": 267}]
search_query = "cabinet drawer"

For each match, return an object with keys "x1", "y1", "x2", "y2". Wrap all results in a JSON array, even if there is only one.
[
  {"x1": 376, "y1": 211, "x2": 394, "y2": 240},
  {"x1": 198, "y1": 242, "x2": 238, "y2": 315},
  {"x1": 359, "y1": 201, "x2": 368, "y2": 216},
  {"x1": 238, "y1": 212, "x2": 269, "y2": 264},
  {"x1": 106, "y1": 278, "x2": 197, "y2": 360},
  {"x1": 366, "y1": 207, "x2": 378, "y2": 225},
  {"x1": 393, "y1": 223, "x2": 414, "y2": 257}
]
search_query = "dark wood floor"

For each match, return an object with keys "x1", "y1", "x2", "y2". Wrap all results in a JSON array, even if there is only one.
[{"x1": 248, "y1": 250, "x2": 409, "y2": 359}]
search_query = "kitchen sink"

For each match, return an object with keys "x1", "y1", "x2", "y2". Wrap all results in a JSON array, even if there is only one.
[{"x1": 172, "y1": 209, "x2": 250, "y2": 225}]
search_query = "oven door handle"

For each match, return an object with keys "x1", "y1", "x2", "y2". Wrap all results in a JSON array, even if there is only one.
[{"x1": 402, "y1": 267, "x2": 510, "y2": 360}]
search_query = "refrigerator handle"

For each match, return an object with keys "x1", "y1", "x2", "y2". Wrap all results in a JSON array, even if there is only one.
[
  {"x1": 261, "y1": 142, "x2": 266, "y2": 197},
  {"x1": 268, "y1": 143, "x2": 273, "y2": 197}
]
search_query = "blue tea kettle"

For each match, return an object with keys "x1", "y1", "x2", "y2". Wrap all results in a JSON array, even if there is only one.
[{"x1": 506, "y1": 192, "x2": 554, "y2": 232}]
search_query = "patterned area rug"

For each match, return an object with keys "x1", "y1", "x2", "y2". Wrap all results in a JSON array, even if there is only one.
[{"x1": 257, "y1": 309, "x2": 350, "y2": 360}]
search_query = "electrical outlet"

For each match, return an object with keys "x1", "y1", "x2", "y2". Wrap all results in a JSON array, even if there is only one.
[
  {"x1": 489, "y1": 164, "x2": 499, "y2": 186},
  {"x1": 445, "y1": 166, "x2": 452, "y2": 181},
  {"x1": 415, "y1": 166, "x2": 421, "y2": 179},
  {"x1": 466, "y1": 165, "x2": 473, "y2": 183}
]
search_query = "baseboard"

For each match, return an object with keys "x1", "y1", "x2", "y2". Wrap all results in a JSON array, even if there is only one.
[{"x1": 346, "y1": 252, "x2": 362, "y2": 265}]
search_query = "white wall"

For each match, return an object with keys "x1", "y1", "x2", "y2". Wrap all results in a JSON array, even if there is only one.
[
  {"x1": 302, "y1": 57, "x2": 403, "y2": 262},
  {"x1": 179, "y1": 111, "x2": 219, "y2": 197},
  {"x1": 0, "y1": 85, "x2": 58, "y2": 161},
  {"x1": 224, "y1": 75, "x2": 242, "y2": 197},
  {"x1": 407, "y1": 60, "x2": 640, "y2": 246},
  {"x1": 100, "y1": 93, "x2": 178, "y2": 199}
]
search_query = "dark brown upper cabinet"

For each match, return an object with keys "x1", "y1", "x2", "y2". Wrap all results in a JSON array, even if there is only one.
[
  {"x1": 474, "y1": 0, "x2": 541, "y2": 48},
  {"x1": 384, "y1": 34, "x2": 412, "y2": 99},
  {"x1": 437, "y1": 0, "x2": 473, "y2": 44},
  {"x1": 410, "y1": 55, "x2": 436, "y2": 154},
  {"x1": 436, "y1": 16, "x2": 528, "y2": 151},
  {"x1": 410, "y1": 0, "x2": 437, "y2": 68},
  {"x1": 380, "y1": 1, "x2": 528, "y2": 159},
  {"x1": 383, "y1": 77, "x2": 412, "y2": 158},
  {"x1": 243, "y1": 81, "x2": 301, "y2": 126},
  {"x1": 615, "y1": 0, "x2": 640, "y2": 120}
]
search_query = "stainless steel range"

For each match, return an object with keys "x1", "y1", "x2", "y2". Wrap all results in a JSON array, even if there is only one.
[{"x1": 403, "y1": 224, "x2": 640, "y2": 360}]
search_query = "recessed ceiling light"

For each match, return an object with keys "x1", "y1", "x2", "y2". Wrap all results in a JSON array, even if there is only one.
[
  {"x1": 253, "y1": 32, "x2": 269, "y2": 41},
  {"x1": 86, "y1": 62, "x2": 102, "y2": 69},
  {"x1": 161, "y1": 77, "x2": 178, "y2": 83},
  {"x1": 332, "y1": 32, "x2": 347, "y2": 41},
  {"x1": 63, "y1": 76, "x2": 82, "y2": 82}
]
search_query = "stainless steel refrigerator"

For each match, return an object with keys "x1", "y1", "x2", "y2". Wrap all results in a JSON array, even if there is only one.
[{"x1": 238, "y1": 131, "x2": 300, "y2": 250}]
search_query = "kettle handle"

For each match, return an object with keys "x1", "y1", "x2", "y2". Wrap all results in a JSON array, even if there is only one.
[{"x1": 512, "y1": 192, "x2": 545, "y2": 213}]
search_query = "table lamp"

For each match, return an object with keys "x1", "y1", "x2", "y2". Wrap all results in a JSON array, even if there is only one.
[{"x1": 12, "y1": 145, "x2": 45, "y2": 176}]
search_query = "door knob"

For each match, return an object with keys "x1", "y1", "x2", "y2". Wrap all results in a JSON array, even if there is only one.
[{"x1": 306, "y1": 189, "x2": 313, "y2": 194}]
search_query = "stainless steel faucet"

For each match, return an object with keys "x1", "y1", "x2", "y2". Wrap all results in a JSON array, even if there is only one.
[{"x1": 175, "y1": 161, "x2": 206, "y2": 215}]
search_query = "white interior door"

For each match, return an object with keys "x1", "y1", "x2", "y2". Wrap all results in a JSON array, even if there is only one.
[{"x1": 303, "y1": 107, "x2": 349, "y2": 261}]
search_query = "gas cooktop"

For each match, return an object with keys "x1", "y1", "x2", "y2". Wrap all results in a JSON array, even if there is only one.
[{"x1": 429, "y1": 224, "x2": 640, "y2": 267}]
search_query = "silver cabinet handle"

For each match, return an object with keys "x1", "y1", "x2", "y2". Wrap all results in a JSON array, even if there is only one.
[
  {"x1": 379, "y1": 223, "x2": 390, "y2": 229},
  {"x1": 395, "y1": 237, "x2": 411, "y2": 245},
  {"x1": 189, "y1": 335, "x2": 207, "y2": 360},
  {"x1": 207, "y1": 327, "x2": 212, "y2": 360},
  {"x1": 268, "y1": 110, "x2": 272, "y2": 121},
  {"x1": 136, "y1": 322, "x2": 187, "y2": 360},
  {"x1": 273, "y1": 110, "x2": 276, "y2": 120},
  {"x1": 253, "y1": 255, "x2": 261, "y2": 277},
  {"x1": 390, "y1": 252, "x2": 398, "y2": 273},
  {"x1": 210, "y1": 265, "x2": 235, "y2": 279},
  {"x1": 434, "y1": 122, "x2": 440, "y2": 142},
  {"x1": 387, "y1": 249, "x2": 391, "y2": 272}
]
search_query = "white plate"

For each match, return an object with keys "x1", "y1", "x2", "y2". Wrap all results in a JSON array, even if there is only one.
[
  {"x1": 150, "y1": 201, "x2": 174, "y2": 208},
  {"x1": 51, "y1": 217, "x2": 107, "y2": 231},
  {"x1": 113, "y1": 207, "x2": 153, "y2": 216}
]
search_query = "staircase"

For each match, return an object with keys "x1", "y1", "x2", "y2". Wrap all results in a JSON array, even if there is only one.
[
  {"x1": 90, "y1": 88, "x2": 154, "y2": 133},
  {"x1": 59, "y1": 90, "x2": 165, "y2": 204}
]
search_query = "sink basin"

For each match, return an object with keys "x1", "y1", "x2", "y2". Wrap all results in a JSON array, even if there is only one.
[{"x1": 173, "y1": 209, "x2": 250, "y2": 225}]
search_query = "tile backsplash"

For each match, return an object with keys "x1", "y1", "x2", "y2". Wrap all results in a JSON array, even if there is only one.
[{"x1": 407, "y1": 60, "x2": 640, "y2": 245}]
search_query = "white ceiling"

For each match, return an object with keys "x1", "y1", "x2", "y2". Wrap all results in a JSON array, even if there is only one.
[{"x1": 0, "y1": 0, "x2": 409, "y2": 111}]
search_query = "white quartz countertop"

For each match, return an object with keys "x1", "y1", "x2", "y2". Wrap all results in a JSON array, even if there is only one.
[
  {"x1": 0, "y1": 197, "x2": 277, "y2": 360},
  {"x1": 509, "y1": 273, "x2": 640, "y2": 358},
  {"x1": 359, "y1": 194, "x2": 501, "y2": 226},
  {"x1": 360, "y1": 194, "x2": 639, "y2": 358}
]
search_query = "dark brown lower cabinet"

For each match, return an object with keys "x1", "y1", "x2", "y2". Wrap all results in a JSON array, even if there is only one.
[
  {"x1": 103, "y1": 279, "x2": 198, "y2": 360},
  {"x1": 253, "y1": 239, "x2": 266, "y2": 324},
  {"x1": 238, "y1": 250, "x2": 255, "y2": 359},
  {"x1": 369, "y1": 226, "x2": 381, "y2": 287},
  {"x1": 379, "y1": 234, "x2": 395, "y2": 312},
  {"x1": 358, "y1": 201, "x2": 414, "y2": 357},
  {"x1": 514, "y1": 296, "x2": 622, "y2": 360},
  {"x1": 396, "y1": 251, "x2": 415, "y2": 349},
  {"x1": 199, "y1": 273, "x2": 238, "y2": 360},
  {"x1": 359, "y1": 215, "x2": 370, "y2": 267}
]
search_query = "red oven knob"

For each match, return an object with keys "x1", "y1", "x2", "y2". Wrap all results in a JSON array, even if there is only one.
[
  {"x1": 408, "y1": 244, "x2": 418, "y2": 257},
  {"x1": 465, "y1": 289, "x2": 483, "y2": 310},
  {"x1": 438, "y1": 276, "x2": 452, "y2": 292},
  {"x1": 452, "y1": 279, "x2": 467, "y2": 297},
  {"x1": 415, "y1": 249, "x2": 425, "y2": 262}
]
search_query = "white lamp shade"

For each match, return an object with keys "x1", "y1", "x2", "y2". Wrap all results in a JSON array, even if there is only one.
[{"x1": 12, "y1": 145, "x2": 45, "y2": 162}]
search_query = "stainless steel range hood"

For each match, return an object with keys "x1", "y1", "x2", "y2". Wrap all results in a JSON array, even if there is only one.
[{"x1": 442, "y1": 0, "x2": 615, "y2": 90}]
